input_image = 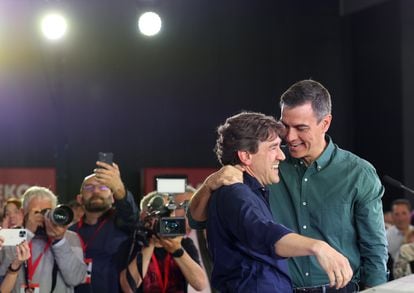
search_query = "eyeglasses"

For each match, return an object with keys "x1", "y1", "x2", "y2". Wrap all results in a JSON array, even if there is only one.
[{"x1": 82, "y1": 184, "x2": 110, "y2": 192}]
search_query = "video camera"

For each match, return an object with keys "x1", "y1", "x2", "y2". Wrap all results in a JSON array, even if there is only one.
[{"x1": 134, "y1": 177, "x2": 187, "y2": 247}]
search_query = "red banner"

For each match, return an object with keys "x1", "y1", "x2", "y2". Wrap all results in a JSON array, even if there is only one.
[{"x1": 0, "y1": 168, "x2": 56, "y2": 210}]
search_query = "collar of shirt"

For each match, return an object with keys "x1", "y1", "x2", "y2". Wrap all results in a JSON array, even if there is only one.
[
  {"x1": 243, "y1": 172, "x2": 269, "y2": 203},
  {"x1": 285, "y1": 135, "x2": 335, "y2": 172}
]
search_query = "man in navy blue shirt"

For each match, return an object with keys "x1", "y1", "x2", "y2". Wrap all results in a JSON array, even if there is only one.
[
  {"x1": 69, "y1": 161, "x2": 138, "y2": 293},
  {"x1": 207, "y1": 112, "x2": 353, "y2": 292}
]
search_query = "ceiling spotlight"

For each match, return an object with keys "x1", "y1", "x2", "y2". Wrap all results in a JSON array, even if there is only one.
[
  {"x1": 138, "y1": 11, "x2": 162, "y2": 37},
  {"x1": 41, "y1": 12, "x2": 68, "y2": 41}
]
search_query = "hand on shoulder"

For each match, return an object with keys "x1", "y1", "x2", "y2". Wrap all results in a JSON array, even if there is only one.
[{"x1": 206, "y1": 165, "x2": 244, "y2": 192}]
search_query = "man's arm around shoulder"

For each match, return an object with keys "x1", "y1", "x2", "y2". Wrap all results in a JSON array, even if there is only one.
[{"x1": 188, "y1": 165, "x2": 243, "y2": 225}]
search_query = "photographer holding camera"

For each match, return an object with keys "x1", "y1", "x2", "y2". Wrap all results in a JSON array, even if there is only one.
[
  {"x1": 69, "y1": 160, "x2": 138, "y2": 293},
  {"x1": 0, "y1": 186, "x2": 87, "y2": 292},
  {"x1": 120, "y1": 191, "x2": 207, "y2": 293}
]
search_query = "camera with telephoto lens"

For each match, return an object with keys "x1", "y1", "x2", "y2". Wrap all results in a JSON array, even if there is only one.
[{"x1": 41, "y1": 204, "x2": 74, "y2": 226}]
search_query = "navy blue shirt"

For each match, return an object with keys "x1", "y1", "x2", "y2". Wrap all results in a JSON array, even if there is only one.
[
  {"x1": 69, "y1": 191, "x2": 138, "y2": 293},
  {"x1": 207, "y1": 173, "x2": 293, "y2": 292}
]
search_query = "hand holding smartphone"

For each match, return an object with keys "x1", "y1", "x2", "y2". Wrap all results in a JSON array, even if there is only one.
[
  {"x1": 0, "y1": 229, "x2": 27, "y2": 246},
  {"x1": 98, "y1": 152, "x2": 113, "y2": 165}
]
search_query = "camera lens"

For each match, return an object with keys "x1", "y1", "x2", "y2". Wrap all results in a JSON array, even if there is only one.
[{"x1": 50, "y1": 205, "x2": 74, "y2": 226}]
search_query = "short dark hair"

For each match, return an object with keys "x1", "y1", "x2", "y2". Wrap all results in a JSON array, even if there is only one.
[
  {"x1": 391, "y1": 198, "x2": 412, "y2": 211},
  {"x1": 280, "y1": 79, "x2": 332, "y2": 122},
  {"x1": 215, "y1": 112, "x2": 285, "y2": 166}
]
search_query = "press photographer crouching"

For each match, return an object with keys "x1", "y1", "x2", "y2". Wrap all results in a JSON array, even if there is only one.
[
  {"x1": 120, "y1": 191, "x2": 207, "y2": 293},
  {"x1": 0, "y1": 186, "x2": 87, "y2": 292}
]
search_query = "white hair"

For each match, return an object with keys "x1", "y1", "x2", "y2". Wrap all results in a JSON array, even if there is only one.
[{"x1": 22, "y1": 186, "x2": 57, "y2": 212}]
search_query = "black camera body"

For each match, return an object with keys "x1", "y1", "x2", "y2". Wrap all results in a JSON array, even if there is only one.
[
  {"x1": 41, "y1": 204, "x2": 74, "y2": 226},
  {"x1": 134, "y1": 192, "x2": 186, "y2": 247},
  {"x1": 133, "y1": 177, "x2": 188, "y2": 246}
]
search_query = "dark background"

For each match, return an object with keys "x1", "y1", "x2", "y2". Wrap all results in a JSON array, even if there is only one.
[{"x1": 0, "y1": 0, "x2": 413, "y2": 210}]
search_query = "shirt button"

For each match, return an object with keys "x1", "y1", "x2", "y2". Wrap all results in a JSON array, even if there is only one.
[
  {"x1": 305, "y1": 272, "x2": 309, "y2": 276},
  {"x1": 304, "y1": 178, "x2": 308, "y2": 182},
  {"x1": 302, "y1": 202, "x2": 307, "y2": 206},
  {"x1": 303, "y1": 225, "x2": 307, "y2": 229}
]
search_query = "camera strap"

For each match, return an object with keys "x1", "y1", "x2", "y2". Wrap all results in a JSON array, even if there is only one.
[
  {"x1": 125, "y1": 253, "x2": 143, "y2": 293},
  {"x1": 124, "y1": 228, "x2": 144, "y2": 292},
  {"x1": 27, "y1": 240, "x2": 52, "y2": 281},
  {"x1": 23, "y1": 239, "x2": 52, "y2": 290},
  {"x1": 50, "y1": 260, "x2": 58, "y2": 293}
]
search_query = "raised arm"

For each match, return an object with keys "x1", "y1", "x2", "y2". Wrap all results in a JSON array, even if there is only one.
[
  {"x1": 189, "y1": 165, "x2": 243, "y2": 222},
  {"x1": 189, "y1": 183, "x2": 213, "y2": 222},
  {"x1": 94, "y1": 161, "x2": 139, "y2": 231},
  {"x1": 275, "y1": 233, "x2": 353, "y2": 289}
]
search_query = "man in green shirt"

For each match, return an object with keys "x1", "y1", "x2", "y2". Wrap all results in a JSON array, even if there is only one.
[{"x1": 188, "y1": 80, "x2": 388, "y2": 291}]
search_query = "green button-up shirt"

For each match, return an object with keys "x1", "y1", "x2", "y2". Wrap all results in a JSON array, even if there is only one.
[{"x1": 269, "y1": 136, "x2": 388, "y2": 287}]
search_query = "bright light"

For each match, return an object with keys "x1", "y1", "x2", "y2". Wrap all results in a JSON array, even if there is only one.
[
  {"x1": 41, "y1": 13, "x2": 68, "y2": 41},
  {"x1": 138, "y1": 12, "x2": 162, "y2": 37}
]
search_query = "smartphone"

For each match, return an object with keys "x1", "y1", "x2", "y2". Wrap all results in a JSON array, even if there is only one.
[
  {"x1": 0, "y1": 229, "x2": 27, "y2": 246},
  {"x1": 98, "y1": 152, "x2": 113, "y2": 165}
]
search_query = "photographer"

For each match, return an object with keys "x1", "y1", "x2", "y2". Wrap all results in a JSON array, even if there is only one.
[
  {"x1": 0, "y1": 186, "x2": 87, "y2": 292},
  {"x1": 120, "y1": 191, "x2": 207, "y2": 293},
  {"x1": 69, "y1": 161, "x2": 138, "y2": 293}
]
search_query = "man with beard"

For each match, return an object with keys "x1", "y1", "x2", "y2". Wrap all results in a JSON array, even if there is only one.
[{"x1": 69, "y1": 161, "x2": 138, "y2": 293}]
